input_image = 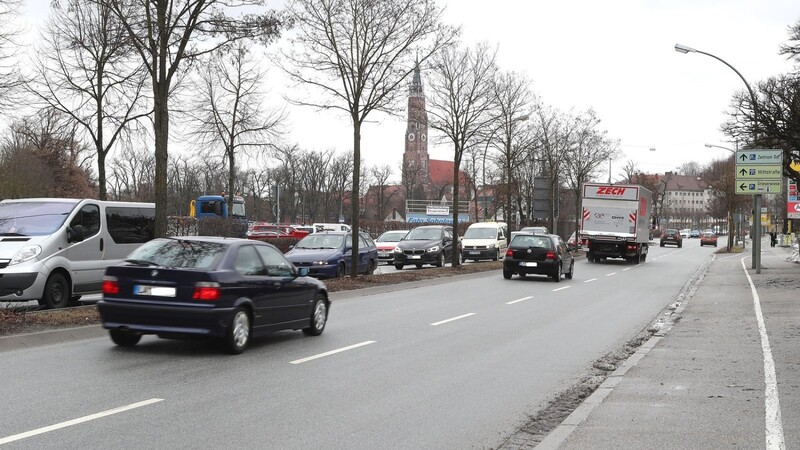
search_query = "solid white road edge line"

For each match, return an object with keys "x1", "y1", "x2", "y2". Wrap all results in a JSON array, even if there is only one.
[
  {"x1": 583, "y1": 278, "x2": 597, "y2": 283},
  {"x1": 552, "y1": 286, "x2": 571, "y2": 292},
  {"x1": 506, "y1": 296, "x2": 533, "y2": 305},
  {"x1": 740, "y1": 257, "x2": 785, "y2": 449},
  {"x1": 430, "y1": 313, "x2": 476, "y2": 326},
  {"x1": 290, "y1": 341, "x2": 376, "y2": 365},
  {"x1": 0, "y1": 398, "x2": 164, "y2": 446}
]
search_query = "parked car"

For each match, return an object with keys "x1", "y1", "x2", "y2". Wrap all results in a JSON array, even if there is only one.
[
  {"x1": 503, "y1": 233, "x2": 574, "y2": 282},
  {"x1": 700, "y1": 232, "x2": 718, "y2": 247},
  {"x1": 461, "y1": 222, "x2": 508, "y2": 261},
  {"x1": 284, "y1": 231, "x2": 378, "y2": 278},
  {"x1": 661, "y1": 228, "x2": 683, "y2": 247},
  {"x1": 97, "y1": 236, "x2": 329, "y2": 354},
  {"x1": 393, "y1": 225, "x2": 460, "y2": 269},
  {"x1": 247, "y1": 223, "x2": 309, "y2": 240},
  {"x1": 375, "y1": 230, "x2": 409, "y2": 264},
  {"x1": 690, "y1": 229, "x2": 701, "y2": 238}
]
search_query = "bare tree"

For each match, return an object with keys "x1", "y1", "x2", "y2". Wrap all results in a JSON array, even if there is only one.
[
  {"x1": 0, "y1": 0, "x2": 23, "y2": 111},
  {"x1": 107, "y1": 145, "x2": 156, "y2": 202},
  {"x1": 99, "y1": 0, "x2": 284, "y2": 237},
  {"x1": 282, "y1": 0, "x2": 458, "y2": 276},
  {"x1": 427, "y1": 42, "x2": 498, "y2": 265},
  {"x1": 30, "y1": 0, "x2": 150, "y2": 200},
  {"x1": 190, "y1": 42, "x2": 285, "y2": 214},
  {"x1": 369, "y1": 164, "x2": 395, "y2": 221},
  {"x1": 677, "y1": 161, "x2": 702, "y2": 176},
  {"x1": 533, "y1": 105, "x2": 575, "y2": 233}
]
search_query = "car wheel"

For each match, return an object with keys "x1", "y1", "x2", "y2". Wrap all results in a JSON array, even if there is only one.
[
  {"x1": 415, "y1": 263, "x2": 423, "y2": 268},
  {"x1": 366, "y1": 259, "x2": 376, "y2": 275},
  {"x1": 566, "y1": 261, "x2": 574, "y2": 279},
  {"x1": 493, "y1": 250, "x2": 500, "y2": 261},
  {"x1": 503, "y1": 268, "x2": 512, "y2": 279},
  {"x1": 436, "y1": 252, "x2": 445, "y2": 267},
  {"x1": 660, "y1": 243, "x2": 664, "y2": 247},
  {"x1": 394, "y1": 263, "x2": 404, "y2": 270},
  {"x1": 303, "y1": 294, "x2": 328, "y2": 336},
  {"x1": 109, "y1": 329, "x2": 141, "y2": 347},
  {"x1": 552, "y1": 263, "x2": 561, "y2": 282},
  {"x1": 224, "y1": 307, "x2": 251, "y2": 355},
  {"x1": 678, "y1": 243, "x2": 682, "y2": 248},
  {"x1": 42, "y1": 273, "x2": 70, "y2": 309},
  {"x1": 336, "y1": 263, "x2": 346, "y2": 278}
]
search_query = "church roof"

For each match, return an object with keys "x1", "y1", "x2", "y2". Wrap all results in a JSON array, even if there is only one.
[{"x1": 429, "y1": 159, "x2": 470, "y2": 185}]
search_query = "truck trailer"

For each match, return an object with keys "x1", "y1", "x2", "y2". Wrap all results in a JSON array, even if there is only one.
[{"x1": 580, "y1": 183, "x2": 653, "y2": 264}]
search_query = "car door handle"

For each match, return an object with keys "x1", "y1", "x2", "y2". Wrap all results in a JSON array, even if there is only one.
[
  {"x1": 100, "y1": 237, "x2": 104, "y2": 252},
  {"x1": 273, "y1": 282, "x2": 282, "y2": 288}
]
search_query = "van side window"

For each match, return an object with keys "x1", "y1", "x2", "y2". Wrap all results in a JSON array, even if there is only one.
[
  {"x1": 106, "y1": 206, "x2": 156, "y2": 244},
  {"x1": 70, "y1": 204, "x2": 100, "y2": 238}
]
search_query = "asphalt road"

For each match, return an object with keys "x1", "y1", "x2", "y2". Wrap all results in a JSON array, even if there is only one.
[{"x1": 0, "y1": 238, "x2": 715, "y2": 449}]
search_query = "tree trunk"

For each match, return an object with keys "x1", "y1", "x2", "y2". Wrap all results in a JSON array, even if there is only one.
[
  {"x1": 350, "y1": 119, "x2": 361, "y2": 277},
  {"x1": 451, "y1": 145, "x2": 462, "y2": 267},
  {"x1": 153, "y1": 82, "x2": 169, "y2": 238}
]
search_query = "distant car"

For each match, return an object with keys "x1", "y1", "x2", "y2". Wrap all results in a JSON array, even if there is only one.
[
  {"x1": 247, "y1": 223, "x2": 309, "y2": 240},
  {"x1": 285, "y1": 231, "x2": 378, "y2": 278},
  {"x1": 690, "y1": 229, "x2": 701, "y2": 238},
  {"x1": 661, "y1": 228, "x2": 683, "y2": 247},
  {"x1": 503, "y1": 233, "x2": 574, "y2": 282},
  {"x1": 567, "y1": 231, "x2": 580, "y2": 250},
  {"x1": 393, "y1": 225, "x2": 460, "y2": 269},
  {"x1": 700, "y1": 232, "x2": 718, "y2": 247},
  {"x1": 375, "y1": 230, "x2": 409, "y2": 264},
  {"x1": 680, "y1": 229, "x2": 691, "y2": 239},
  {"x1": 510, "y1": 226, "x2": 548, "y2": 241},
  {"x1": 97, "y1": 236, "x2": 329, "y2": 354}
]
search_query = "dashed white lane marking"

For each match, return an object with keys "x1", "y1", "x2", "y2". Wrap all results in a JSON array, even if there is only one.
[
  {"x1": 506, "y1": 296, "x2": 533, "y2": 305},
  {"x1": 0, "y1": 398, "x2": 164, "y2": 445},
  {"x1": 290, "y1": 341, "x2": 376, "y2": 365},
  {"x1": 605, "y1": 272, "x2": 617, "y2": 277},
  {"x1": 430, "y1": 313, "x2": 476, "y2": 326},
  {"x1": 552, "y1": 286, "x2": 571, "y2": 292},
  {"x1": 583, "y1": 278, "x2": 597, "y2": 283},
  {"x1": 740, "y1": 257, "x2": 785, "y2": 449},
  {"x1": 623, "y1": 267, "x2": 632, "y2": 271}
]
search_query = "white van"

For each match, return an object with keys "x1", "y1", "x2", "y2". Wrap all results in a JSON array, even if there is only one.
[
  {"x1": 0, "y1": 198, "x2": 155, "y2": 308},
  {"x1": 461, "y1": 222, "x2": 508, "y2": 261},
  {"x1": 312, "y1": 222, "x2": 352, "y2": 233}
]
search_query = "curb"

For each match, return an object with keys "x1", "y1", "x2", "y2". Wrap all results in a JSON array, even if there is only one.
[
  {"x1": 0, "y1": 324, "x2": 106, "y2": 353},
  {"x1": 534, "y1": 253, "x2": 713, "y2": 450}
]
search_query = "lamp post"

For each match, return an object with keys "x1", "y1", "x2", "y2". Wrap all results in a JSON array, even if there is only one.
[{"x1": 675, "y1": 43, "x2": 762, "y2": 273}]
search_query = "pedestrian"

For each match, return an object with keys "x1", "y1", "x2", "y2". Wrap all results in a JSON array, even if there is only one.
[{"x1": 770, "y1": 230, "x2": 777, "y2": 247}]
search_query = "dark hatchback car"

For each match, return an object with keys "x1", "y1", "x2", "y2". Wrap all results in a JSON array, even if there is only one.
[
  {"x1": 503, "y1": 234, "x2": 574, "y2": 282},
  {"x1": 393, "y1": 225, "x2": 460, "y2": 269},
  {"x1": 660, "y1": 228, "x2": 683, "y2": 247},
  {"x1": 284, "y1": 231, "x2": 378, "y2": 278},
  {"x1": 97, "y1": 236, "x2": 329, "y2": 354}
]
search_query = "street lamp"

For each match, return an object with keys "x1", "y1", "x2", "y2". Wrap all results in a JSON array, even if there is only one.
[
  {"x1": 704, "y1": 143, "x2": 734, "y2": 153},
  {"x1": 675, "y1": 43, "x2": 762, "y2": 273}
]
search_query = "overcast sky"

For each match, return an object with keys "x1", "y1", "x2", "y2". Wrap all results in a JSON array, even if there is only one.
[{"x1": 16, "y1": 0, "x2": 800, "y2": 183}]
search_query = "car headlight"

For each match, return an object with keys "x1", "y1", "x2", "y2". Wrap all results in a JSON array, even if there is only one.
[
  {"x1": 312, "y1": 260, "x2": 329, "y2": 266},
  {"x1": 11, "y1": 245, "x2": 42, "y2": 265},
  {"x1": 393, "y1": 247, "x2": 402, "y2": 253},
  {"x1": 427, "y1": 246, "x2": 440, "y2": 253},
  {"x1": 487, "y1": 243, "x2": 496, "y2": 249}
]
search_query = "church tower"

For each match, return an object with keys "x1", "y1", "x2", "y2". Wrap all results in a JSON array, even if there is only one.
[{"x1": 401, "y1": 62, "x2": 430, "y2": 200}]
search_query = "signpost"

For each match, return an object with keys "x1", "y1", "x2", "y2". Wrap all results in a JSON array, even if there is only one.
[{"x1": 735, "y1": 149, "x2": 783, "y2": 274}]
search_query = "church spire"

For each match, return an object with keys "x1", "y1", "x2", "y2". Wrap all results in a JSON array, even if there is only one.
[{"x1": 409, "y1": 58, "x2": 423, "y2": 95}]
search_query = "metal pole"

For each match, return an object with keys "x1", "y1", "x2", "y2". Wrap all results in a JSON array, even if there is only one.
[{"x1": 754, "y1": 194, "x2": 761, "y2": 271}]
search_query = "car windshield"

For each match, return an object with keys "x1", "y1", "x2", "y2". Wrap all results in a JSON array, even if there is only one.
[
  {"x1": 521, "y1": 227, "x2": 547, "y2": 235},
  {"x1": 666, "y1": 229, "x2": 678, "y2": 234},
  {"x1": 511, "y1": 235, "x2": 551, "y2": 249},
  {"x1": 464, "y1": 228, "x2": 497, "y2": 239},
  {"x1": 126, "y1": 238, "x2": 225, "y2": 269},
  {"x1": 376, "y1": 231, "x2": 407, "y2": 242},
  {"x1": 405, "y1": 228, "x2": 441, "y2": 240},
  {"x1": 0, "y1": 201, "x2": 77, "y2": 236},
  {"x1": 295, "y1": 234, "x2": 344, "y2": 249}
]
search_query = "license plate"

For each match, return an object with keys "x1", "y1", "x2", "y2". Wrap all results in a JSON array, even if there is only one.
[
  {"x1": 378, "y1": 252, "x2": 389, "y2": 257},
  {"x1": 409, "y1": 255, "x2": 421, "y2": 259},
  {"x1": 134, "y1": 285, "x2": 176, "y2": 297},
  {"x1": 520, "y1": 262, "x2": 537, "y2": 267},
  {"x1": 469, "y1": 251, "x2": 480, "y2": 255}
]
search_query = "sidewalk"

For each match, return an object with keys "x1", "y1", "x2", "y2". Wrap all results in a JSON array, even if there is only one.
[{"x1": 538, "y1": 238, "x2": 800, "y2": 450}]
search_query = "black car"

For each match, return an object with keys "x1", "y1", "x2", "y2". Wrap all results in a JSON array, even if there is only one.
[
  {"x1": 503, "y1": 233, "x2": 574, "y2": 282},
  {"x1": 660, "y1": 228, "x2": 682, "y2": 247},
  {"x1": 97, "y1": 236, "x2": 329, "y2": 354},
  {"x1": 393, "y1": 225, "x2": 461, "y2": 269}
]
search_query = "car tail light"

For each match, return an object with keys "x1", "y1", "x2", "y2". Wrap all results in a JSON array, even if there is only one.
[
  {"x1": 193, "y1": 282, "x2": 221, "y2": 301},
  {"x1": 102, "y1": 276, "x2": 119, "y2": 295},
  {"x1": 626, "y1": 244, "x2": 637, "y2": 250},
  {"x1": 506, "y1": 248, "x2": 513, "y2": 257},
  {"x1": 545, "y1": 252, "x2": 556, "y2": 260}
]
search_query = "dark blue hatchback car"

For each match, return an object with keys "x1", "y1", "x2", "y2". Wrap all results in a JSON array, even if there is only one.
[
  {"x1": 284, "y1": 231, "x2": 378, "y2": 278},
  {"x1": 97, "y1": 236, "x2": 329, "y2": 354}
]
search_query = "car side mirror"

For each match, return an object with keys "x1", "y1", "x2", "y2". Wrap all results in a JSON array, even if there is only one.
[
  {"x1": 67, "y1": 224, "x2": 87, "y2": 243},
  {"x1": 297, "y1": 267, "x2": 309, "y2": 277}
]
